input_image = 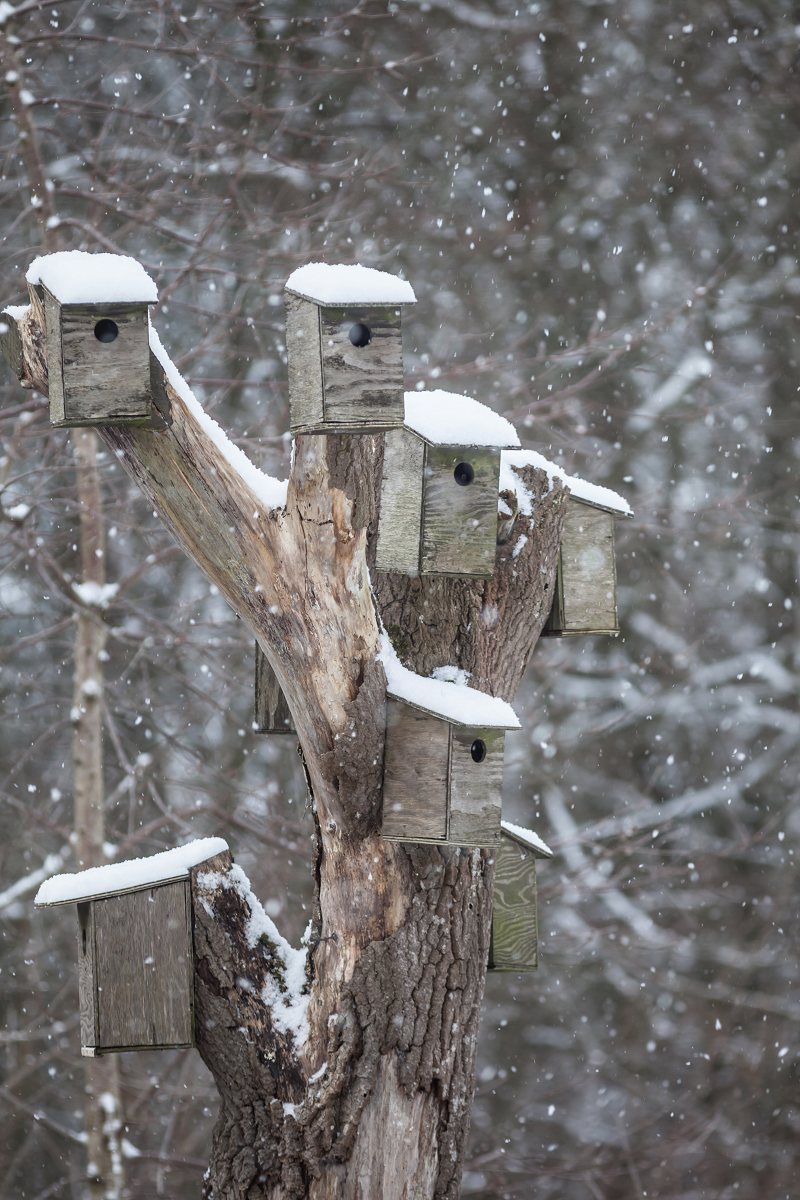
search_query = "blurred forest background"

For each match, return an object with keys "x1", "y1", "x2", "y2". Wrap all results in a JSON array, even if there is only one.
[{"x1": 0, "y1": 2, "x2": 797, "y2": 1198}]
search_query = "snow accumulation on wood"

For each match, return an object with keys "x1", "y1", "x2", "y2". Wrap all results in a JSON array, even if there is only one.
[
  {"x1": 26, "y1": 251, "x2": 159, "y2": 305},
  {"x1": 34, "y1": 837, "x2": 229, "y2": 906},
  {"x1": 501, "y1": 820, "x2": 554, "y2": 858},
  {"x1": 285, "y1": 261, "x2": 417, "y2": 305},
  {"x1": 148, "y1": 327, "x2": 289, "y2": 511},
  {"x1": 380, "y1": 633, "x2": 520, "y2": 729},
  {"x1": 501, "y1": 448, "x2": 632, "y2": 517},
  {"x1": 404, "y1": 389, "x2": 521, "y2": 449}
]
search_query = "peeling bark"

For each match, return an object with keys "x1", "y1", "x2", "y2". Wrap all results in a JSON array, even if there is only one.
[{"x1": 4, "y1": 297, "x2": 565, "y2": 1199}]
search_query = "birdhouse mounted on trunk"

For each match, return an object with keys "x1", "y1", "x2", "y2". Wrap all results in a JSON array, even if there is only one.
[
  {"x1": 285, "y1": 263, "x2": 416, "y2": 434},
  {"x1": 381, "y1": 650, "x2": 519, "y2": 847},
  {"x1": 489, "y1": 820, "x2": 553, "y2": 973},
  {"x1": 34, "y1": 838, "x2": 227, "y2": 1056},
  {"x1": 376, "y1": 390, "x2": 521, "y2": 578},
  {"x1": 254, "y1": 644, "x2": 295, "y2": 734},
  {"x1": 543, "y1": 487, "x2": 632, "y2": 636},
  {"x1": 26, "y1": 251, "x2": 158, "y2": 428}
]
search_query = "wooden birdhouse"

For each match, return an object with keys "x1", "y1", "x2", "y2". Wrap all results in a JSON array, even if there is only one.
[
  {"x1": 489, "y1": 821, "x2": 553, "y2": 973},
  {"x1": 27, "y1": 251, "x2": 157, "y2": 428},
  {"x1": 543, "y1": 488, "x2": 631, "y2": 637},
  {"x1": 284, "y1": 263, "x2": 416, "y2": 434},
  {"x1": 34, "y1": 838, "x2": 227, "y2": 1056},
  {"x1": 381, "y1": 653, "x2": 519, "y2": 847},
  {"x1": 254, "y1": 644, "x2": 294, "y2": 734},
  {"x1": 376, "y1": 390, "x2": 521, "y2": 577}
]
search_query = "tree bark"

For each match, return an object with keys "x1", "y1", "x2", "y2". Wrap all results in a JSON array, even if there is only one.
[{"x1": 4, "y1": 293, "x2": 566, "y2": 1199}]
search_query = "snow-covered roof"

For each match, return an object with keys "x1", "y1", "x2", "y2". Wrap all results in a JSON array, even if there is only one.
[
  {"x1": 502, "y1": 449, "x2": 632, "y2": 516},
  {"x1": 404, "y1": 390, "x2": 521, "y2": 450},
  {"x1": 285, "y1": 262, "x2": 416, "y2": 306},
  {"x1": 380, "y1": 635, "x2": 519, "y2": 729},
  {"x1": 26, "y1": 251, "x2": 158, "y2": 305},
  {"x1": 501, "y1": 820, "x2": 553, "y2": 858},
  {"x1": 34, "y1": 837, "x2": 228, "y2": 907}
]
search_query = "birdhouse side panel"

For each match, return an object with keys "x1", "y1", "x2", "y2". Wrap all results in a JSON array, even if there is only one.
[
  {"x1": 94, "y1": 882, "x2": 194, "y2": 1051},
  {"x1": 77, "y1": 902, "x2": 99, "y2": 1053},
  {"x1": 286, "y1": 294, "x2": 324, "y2": 432},
  {"x1": 489, "y1": 840, "x2": 539, "y2": 971},
  {"x1": 559, "y1": 503, "x2": 618, "y2": 634},
  {"x1": 447, "y1": 727, "x2": 504, "y2": 846},
  {"x1": 382, "y1": 701, "x2": 449, "y2": 841},
  {"x1": 57, "y1": 303, "x2": 152, "y2": 425},
  {"x1": 375, "y1": 428, "x2": 424, "y2": 574},
  {"x1": 43, "y1": 288, "x2": 66, "y2": 425},
  {"x1": 254, "y1": 643, "x2": 295, "y2": 733},
  {"x1": 420, "y1": 446, "x2": 500, "y2": 577},
  {"x1": 320, "y1": 305, "x2": 403, "y2": 429}
]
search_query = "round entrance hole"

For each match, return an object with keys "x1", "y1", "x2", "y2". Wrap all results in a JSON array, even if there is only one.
[
  {"x1": 349, "y1": 322, "x2": 372, "y2": 348},
  {"x1": 471, "y1": 738, "x2": 487, "y2": 763},
  {"x1": 454, "y1": 461, "x2": 475, "y2": 487},
  {"x1": 94, "y1": 319, "x2": 119, "y2": 343}
]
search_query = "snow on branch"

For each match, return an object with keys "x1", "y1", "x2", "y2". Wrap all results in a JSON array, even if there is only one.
[{"x1": 501, "y1": 448, "x2": 632, "y2": 517}]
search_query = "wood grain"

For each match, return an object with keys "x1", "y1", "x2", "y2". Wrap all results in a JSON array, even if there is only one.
[
  {"x1": 286, "y1": 294, "x2": 324, "y2": 432},
  {"x1": 48, "y1": 292, "x2": 152, "y2": 426},
  {"x1": 420, "y1": 446, "x2": 500, "y2": 576},
  {"x1": 382, "y1": 700, "x2": 448, "y2": 841},
  {"x1": 375, "y1": 428, "x2": 424, "y2": 574},
  {"x1": 254, "y1": 643, "x2": 295, "y2": 733},
  {"x1": 43, "y1": 288, "x2": 65, "y2": 424},
  {"x1": 488, "y1": 837, "x2": 539, "y2": 971},
  {"x1": 447, "y1": 727, "x2": 503, "y2": 846},
  {"x1": 319, "y1": 305, "x2": 403, "y2": 430},
  {"x1": 546, "y1": 501, "x2": 618, "y2": 634},
  {"x1": 93, "y1": 882, "x2": 193, "y2": 1051},
  {"x1": 77, "y1": 901, "x2": 99, "y2": 1051}
]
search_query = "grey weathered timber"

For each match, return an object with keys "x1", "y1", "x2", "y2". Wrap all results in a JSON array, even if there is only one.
[
  {"x1": 382, "y1": 700, "x2": 449, "y2": 841},
  {"x1": 42, "y1": 286, "x2": 153, "y2": 427},
  {"x1": 286, "y1": 295, "x2": 405, "y2": 433},
  {"x1": 448, "y1": 727, "x2": 504, "y2": 846},
  {"x1": 77, "y1": 881, "x2": 194, "y2": 1055},
  {"x1": 420, "y1": 445, "x2": 501, "y2": 577},
  {"x1": 543, "y1": 499, "x2": 619, "y2": 635},
  {"x1": 375, "y1": 428, "x2": 424, "y2": 574},
  {"x1": 254, "y1": 643, "x2": 295, "y2": 733},
  {"x1": 488, "y1": 836, "x2": 540, "y2": 972},
  {"x1": 382, "y1": 702, "x2": 507, "y2": 847}
]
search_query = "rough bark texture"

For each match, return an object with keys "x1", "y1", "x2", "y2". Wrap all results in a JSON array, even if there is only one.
[{"x1": 4, "y1": 291, "x2": 565, "y2": 1200}]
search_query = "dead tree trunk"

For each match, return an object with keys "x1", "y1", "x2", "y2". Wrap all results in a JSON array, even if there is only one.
[{"x1": 4, "y1": 279, "x2": 566, "y2": 1200}]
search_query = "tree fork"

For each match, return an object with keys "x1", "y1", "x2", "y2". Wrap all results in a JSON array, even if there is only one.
[{"x1": 3, "y1": 290, "x2": 565, "y2": 1199}]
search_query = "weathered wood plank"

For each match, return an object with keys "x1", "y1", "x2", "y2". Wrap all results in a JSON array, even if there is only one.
[
  {"x1": 447, "y1": 727, "x2": 503, "y2": 846},
  {"x1": 546, "y1": 501, "x2": 618, "y2": 634},
  {"x1": 54, "y1": 299, "x2": 152, "y2": 426},
  {"x1": 254, "y1": 643, "x2": 295, "y2": 733},
  {"x1": 94, "y1": 881, "x2": 194, "y2": 1051},
  {"x1": 286, "y1": 294, "x2": 324, "y2": 432},
  {"x1": 77, "y1": 902, "x2": 99, "y2": 1052},
  {"x1": 43, "y1": 288, "x2": 66, "y2": 425},
  {"x1": 420, "y1": 446, "x2": 500, "y2": 577},
  {"x1": 488, "y1": 838, "x2": 539, "y2": 971},
  {"x1": 319, "y1": 305, "x2": 403, "y2": 430},
  {"x1": 382, "y1": 700, "x2": 448, "y2": 841},
  {"x1": 375, "y1": 428, "x2": 424, "y2": 574}
]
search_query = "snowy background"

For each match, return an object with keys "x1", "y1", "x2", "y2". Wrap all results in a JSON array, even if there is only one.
[{"x1": 0, "y1": 3, "x2": 797, "y2": 1198}]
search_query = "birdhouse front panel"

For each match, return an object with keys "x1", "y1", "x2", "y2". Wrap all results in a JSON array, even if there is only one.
[
  {"x1": 448, "y1": 726, "x2": 504, "y2": 845},
  {"x1": 546, "y1": 500, "x2": 618, "y2": 635},
  {"x1": 382, "y1": 700, "x2": 449, "y2": 841},
  {"x1": 254, "y1": 644, "x2": 294, "y2": 734},
  {"x1": 319, "y1": 305, "x2": 404, "y2": 429},
  {"x1": 45, "y1": 290, "x2": 152, "y2": 427},
  {"x1": 79, "y1": 881, "x2": 193, "y2": 1055},
  {"x1": 488, "y1": 838, "x2": 539, "y2": 972},
  {"x1": 420, "y1": 445, "x2": 501, "y2": 577}
]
